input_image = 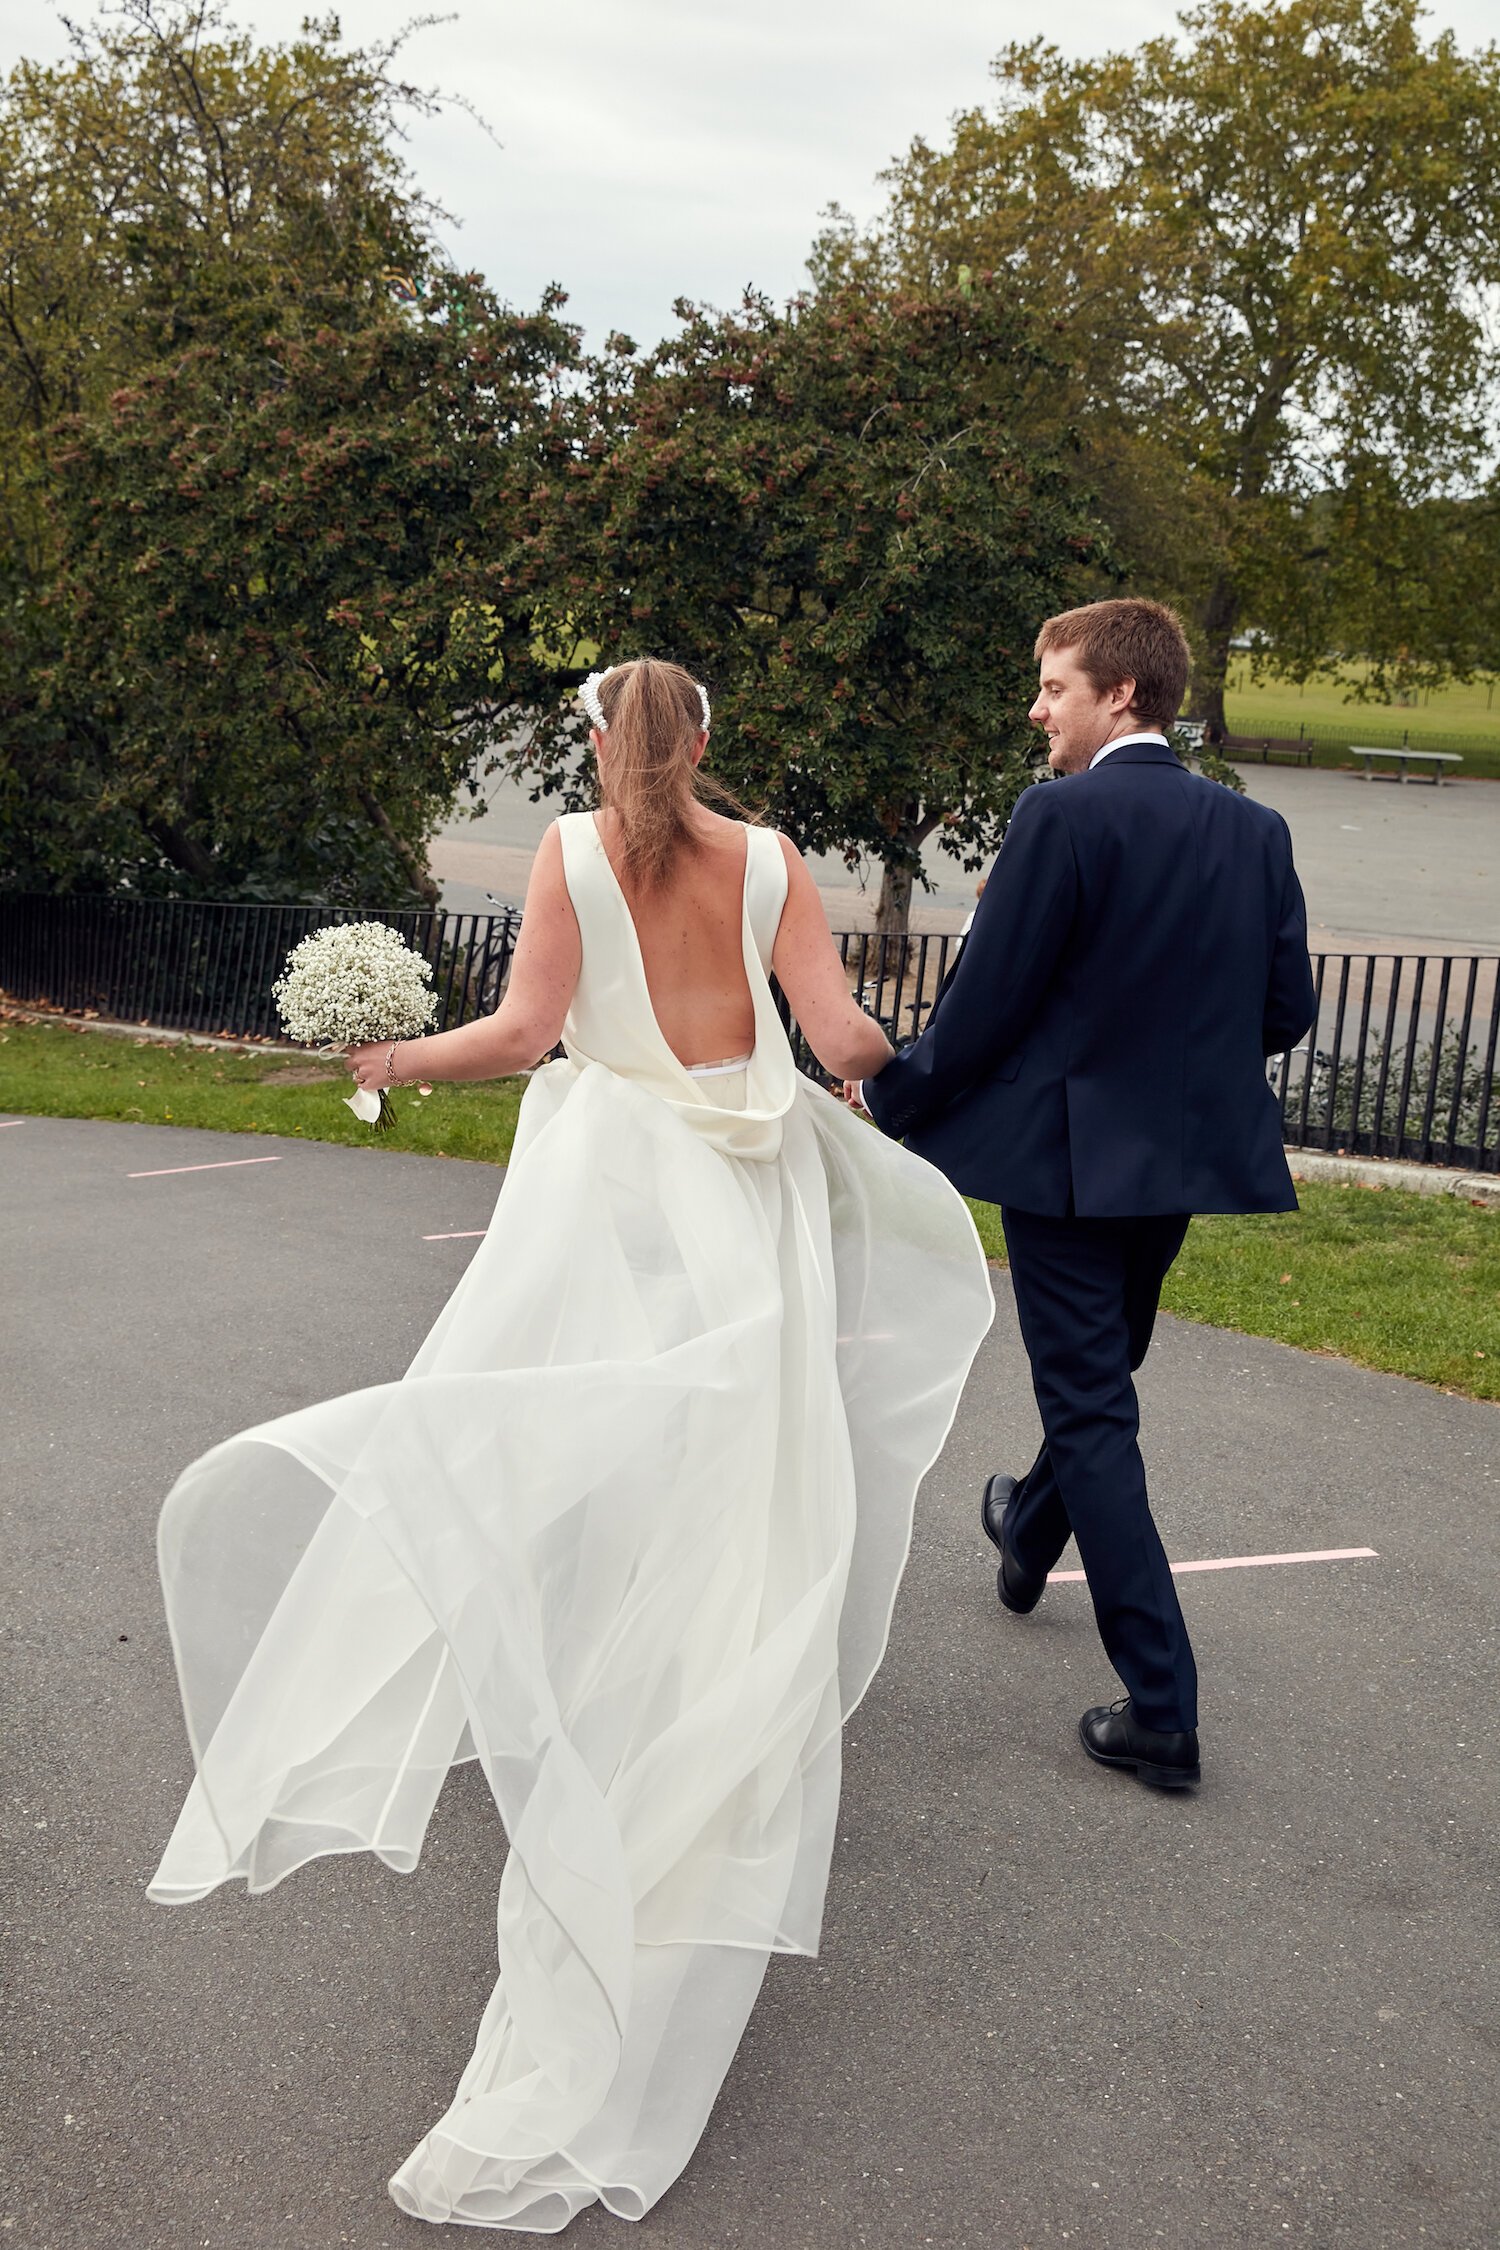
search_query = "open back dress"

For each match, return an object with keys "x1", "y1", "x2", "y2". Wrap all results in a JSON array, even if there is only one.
[{"x1": 148, "y1": 814, "x2": 993, "y2": 2231}]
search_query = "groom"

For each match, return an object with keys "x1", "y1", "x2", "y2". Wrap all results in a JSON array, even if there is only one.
[{"x1": 859, "y1": 598, "x2": 1316, "y2": 1790}]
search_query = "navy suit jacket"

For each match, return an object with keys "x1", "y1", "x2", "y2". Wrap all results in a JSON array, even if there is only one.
[{"x1": 863, "y1": 741, "x2": 1317, "y2": 1217}]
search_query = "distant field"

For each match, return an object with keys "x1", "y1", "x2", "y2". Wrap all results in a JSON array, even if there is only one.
[{"x1": 1226, "y1": 663, "x2": 1500, "y2": 780}]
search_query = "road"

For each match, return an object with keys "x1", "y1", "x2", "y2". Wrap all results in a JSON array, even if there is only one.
[
  {"x1": 431, "y1": 765, "x2": 1500, "y2": 954},
  {"x1": 4, "y1": 1115, "x2": 1497, "y2": 2249}
]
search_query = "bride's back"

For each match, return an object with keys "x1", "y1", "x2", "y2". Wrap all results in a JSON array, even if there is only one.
[
  {"x1": 585, "y1": 659, "x2": 757, "y2": 1068},
  {"x1": 596, "y1": 807, "x2": 756, "y2": 1067}
]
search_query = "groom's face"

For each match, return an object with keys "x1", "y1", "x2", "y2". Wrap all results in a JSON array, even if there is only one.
[{"x1": 1030, "y1": 646, "x2": 1133, "y2": 774}]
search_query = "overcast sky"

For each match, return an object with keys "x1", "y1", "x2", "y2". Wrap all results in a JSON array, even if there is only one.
[{"x1": 4, "y1": 1, "x2": 1495, "y2": 351}]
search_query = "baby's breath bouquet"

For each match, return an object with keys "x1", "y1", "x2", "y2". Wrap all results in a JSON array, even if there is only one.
[{"x1": 272, "y1": 922, "x2": 437, "y2": 1131}]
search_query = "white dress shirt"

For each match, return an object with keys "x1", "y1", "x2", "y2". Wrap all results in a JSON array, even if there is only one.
[{"x1": 1089, "y1": 730, "x2": 1170, "y2": 768}]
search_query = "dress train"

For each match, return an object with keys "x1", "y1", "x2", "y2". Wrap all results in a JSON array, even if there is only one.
[{"x1": 149, "y1": 817, "x2": 993, "y2": 2227}]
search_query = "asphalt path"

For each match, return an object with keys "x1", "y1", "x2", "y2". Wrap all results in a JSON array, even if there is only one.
[
  {"x1": 4, "y1": 1117, "x2": 1497, "y2": 2250},
  {"x1": 430, "y1": 767, "x2": 1500, "y2": 953}
]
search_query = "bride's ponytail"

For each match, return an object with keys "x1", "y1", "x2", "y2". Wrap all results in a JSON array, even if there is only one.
[{"x1": 593, "y1": 658, "x2": 747, "y2": 889}]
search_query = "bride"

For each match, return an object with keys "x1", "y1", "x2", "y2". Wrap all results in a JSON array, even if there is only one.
[{"x1": 148, "y1": 657, "x2": 993, "y2": 2231}]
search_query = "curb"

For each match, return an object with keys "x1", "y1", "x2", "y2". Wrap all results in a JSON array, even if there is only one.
[
  {"x1": 1, "y1": 1000, "x2": 303, "y2": 1057},
  {"x1": 1287, "y1": 1146, "x2": 1500, "y2": 1208}
]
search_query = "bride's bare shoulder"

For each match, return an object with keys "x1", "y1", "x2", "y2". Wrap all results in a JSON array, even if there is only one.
[
  {"x1": 691, "y1": 806, "x2": 753, "y2": 840},
  {"x1": 771, "y1": 829, "x2": 817, "y2": 888},
  {"x1": 694, "y1": 809, "x2": 795, "y2": 854}
]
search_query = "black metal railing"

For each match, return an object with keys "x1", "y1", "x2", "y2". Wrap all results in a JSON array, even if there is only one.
[
  {"x1": 1273, "y1": 951, "x2": 1499, "y2": 1172},
  {"x1": 780, "y1": 936, "x2": 1499, "y2": 1171},
  {"x1": 0, "y1": 894, "x2": 524, "y2": 1042},
  {"x1": 2, "y1": 897, "x2": 1496, "y2": 1171},
  {"x1": 774, "y1": 928, "x2": 964, "y2": 1068}
]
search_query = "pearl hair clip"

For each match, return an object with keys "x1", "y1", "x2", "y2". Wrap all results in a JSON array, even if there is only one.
[{"x1": 581, "y1": 667, "x2": 711, "y2": 735}]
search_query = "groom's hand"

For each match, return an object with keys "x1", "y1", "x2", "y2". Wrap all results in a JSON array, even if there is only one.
[{"x1": 841, "y1": 1080, "x2": 869, "y2": 1113}]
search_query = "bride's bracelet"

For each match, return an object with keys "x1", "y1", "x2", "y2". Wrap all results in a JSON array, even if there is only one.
[{"x1": 385, "y1": 1041, "x2": 401, "y2": 1087}]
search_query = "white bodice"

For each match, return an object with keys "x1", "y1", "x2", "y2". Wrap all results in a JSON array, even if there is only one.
[{"x1": 555, "y1": 812, "x2": 798, "y2": 1162}]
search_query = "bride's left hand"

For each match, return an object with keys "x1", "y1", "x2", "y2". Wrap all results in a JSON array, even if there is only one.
[{"x1": 347, "y1": 1040, "x2": 398, "y2": 1093}]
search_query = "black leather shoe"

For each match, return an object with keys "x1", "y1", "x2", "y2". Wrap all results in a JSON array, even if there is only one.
[
  {"x1": 1079, "y1": 1698, "x2": 1200, "y2": 1791},
  {"x1": 980, "y1": 1474, "x2": 1046, "y2": 1614}
]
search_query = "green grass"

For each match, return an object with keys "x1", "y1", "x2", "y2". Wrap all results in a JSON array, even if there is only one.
[
  {"x1": 5, "y1": 1015, "x2": 1495, "y2": 1401},
  {"x1": 1226, "y1": 660, "x2": 1500, "y2": 779},
  {"x1": 968, "y1": 1184, "x2": 1499, "y2": 1401},
  {"x1": 966, "y1": 1201, "x2": 1008, "y2": 1262},
  {"x1": 1165, "y1": 1189, "x2": 1499, "y2": 1398},
  {"x1": 0, "y1": 1015, "x2": 523, "y2": 1163}
]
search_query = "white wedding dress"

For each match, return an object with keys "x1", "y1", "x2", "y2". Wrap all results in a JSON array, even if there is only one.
[{"x1": 149, "y1": 815, "x2": 993, "y2": 2231}]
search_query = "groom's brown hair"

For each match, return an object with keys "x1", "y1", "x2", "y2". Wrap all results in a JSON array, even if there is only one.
[{"x1": 1034, "y1": 599, "x2": 1192, "y2": 730}]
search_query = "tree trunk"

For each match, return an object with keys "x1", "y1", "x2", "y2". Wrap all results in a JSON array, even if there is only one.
[
  {"x1": 142, "y1": 815, "x2": 217, "y2": 885},
  {"x1": 359, "y1": 790, "x2": 440, "y2": 907},
  {"x1": 875, "y1": 852, "x2": 915, "y2": 937},
  {"x1": 1190, "y1": 362, "x2": 1293, "y2": 743},
  {"x1": 1191, "y1": 569, "x2": 1240, "y2": 743},
  {"x1": 874, "y1": 800, "x2": 948, "y2": 936}
]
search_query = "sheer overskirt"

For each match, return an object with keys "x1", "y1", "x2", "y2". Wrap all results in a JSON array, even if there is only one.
[{"x1": 150, "y1": 819, "x2": 993, "y2": 2229}]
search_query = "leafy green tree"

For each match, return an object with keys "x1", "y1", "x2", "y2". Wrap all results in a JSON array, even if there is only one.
[
  {"x1": 504, "y1": 282, "x2": 1105, "y2": 930},
  {"x1": 817, "y1": 0, "x2": 1500, "y2": 734},
  {"x1": 1268, "y1": 474, "x2": 1500, "y2": 701},
  {"x1": 16, "y1": 276, "x2": 574, "y2": 900},
  {"x1": 0, "y1": 2, "x2": 576, "y2": 901},
  {"x1": 0, "y1": 0, "x2": 441, "y2": 438}
]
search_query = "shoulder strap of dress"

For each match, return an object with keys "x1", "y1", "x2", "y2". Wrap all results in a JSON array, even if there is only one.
[
  {"x1": 555, "y1": 810, "x2": 602, "y2": 895},
  {"x1": 743, "y1": 825, "x2": 789, "y2": 976},
  {"x1": 554, "y1": 811, "x2": 612, "y2": 936}
]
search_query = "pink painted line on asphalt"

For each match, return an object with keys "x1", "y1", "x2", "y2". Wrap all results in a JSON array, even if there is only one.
[
  {"x1": 1048, "y1": 1545, "x2": 1378, "y2": 1583},
  {"x1": 0, "y1": 1118, "x2": 25, "y2": 1127},
  {"x1": 128, "y1": 1155, "x2": 284, "y2": 1178},
  {"x1": 424, "y1": 1230, "x2": 487, "y2": 1241}
]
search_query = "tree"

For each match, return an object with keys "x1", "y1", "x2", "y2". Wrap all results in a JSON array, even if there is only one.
[
  {"x1": 817, "y1": 0, "x2": 1500, "y2": 733},
  {"x1": 15, "y1": 276, "x2": 575, "y2": 901},
  {"x1": 0, "y1": 0, "x2": 443, "y2": 437},
  {"x1": 1258, "y1": 473, "x2": 1500, "y2": 701},
  {"x1": 0, "y1": 2, "x2": 577, "y2": 901},
  {"x1": 503, "y1": 282, "x2": 1105, "y2": 930}
]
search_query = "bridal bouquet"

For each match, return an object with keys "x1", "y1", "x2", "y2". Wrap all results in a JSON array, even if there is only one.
[{"x1": 272, "y1": 921, "x2": 437, "y2": 1131}]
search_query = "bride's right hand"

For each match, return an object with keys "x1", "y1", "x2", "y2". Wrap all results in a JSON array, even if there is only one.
[{"x1": 348, "y1": 1040, "x2": 400, "y2": 1093}]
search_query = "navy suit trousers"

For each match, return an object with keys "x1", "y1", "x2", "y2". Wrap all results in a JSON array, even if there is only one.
[{"x1": 1001, "y1": 1206, "x2": 1197, "y2": 1732}]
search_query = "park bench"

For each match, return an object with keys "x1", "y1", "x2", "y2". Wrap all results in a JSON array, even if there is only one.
[
  {"x1": 1220, "y1": 733, "x2": 1314, "y2": 767},
  {"x1": 1353, "y1": 746, "x2": 1463, "y2": 785}
]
